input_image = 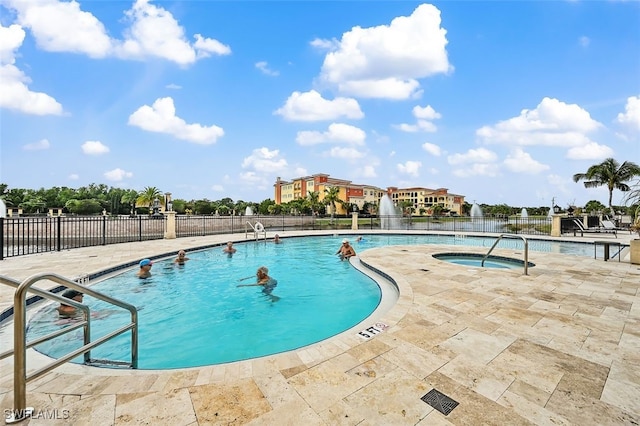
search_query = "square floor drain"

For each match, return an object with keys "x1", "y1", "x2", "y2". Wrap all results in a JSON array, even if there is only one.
[{"x1": 421, "y1": 389, "x2": 459, "y2": 415}]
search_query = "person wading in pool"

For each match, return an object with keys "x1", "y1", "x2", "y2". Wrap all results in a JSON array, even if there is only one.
[
  {"x1": 336, "y1": 239, "x2": 356, "y2": 261},
  {"x1": 237, "y1": 266, "x2": 278, "y2": 300},
  {"x1": 137, "y1": 258, "x2": 153, "y2": 278},
  {"x1": 173, "y1": 250, "x2": 190, "y2": 265},
  {"x1": 57, "y1": 289, "x2": 84, "y2": 318},
  {"x1": 223, "y1": 241, "x2": 237, "y2": 256}
]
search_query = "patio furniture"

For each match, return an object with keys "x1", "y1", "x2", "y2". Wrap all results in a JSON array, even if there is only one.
[{"x1": 571, "y1": 219, "x2": 617, "y2": 238}]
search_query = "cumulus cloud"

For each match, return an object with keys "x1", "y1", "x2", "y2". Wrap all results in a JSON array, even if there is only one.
[
  {"x1": 81, "y1": 140, "x2": 110, "y2": 155},
  {"x1": 241, "y1": 147, "x2": 288, "y2": 173},
  {"x1": 503, "y1": 148, "x2": 549, "y2": 174},
  {"x1": 275, "y1": 90, "x2": 363, "y2": 121},
  {"x1": 3, "y1": 0, "x2": 230, "y2": 66},
  {"x1": 296, "y1": 123, "x2": 366, "y2": 146},
  {"x1": 395, "y1": 104, "x2": 441, "y2": 132},
  {"x1": 397, "y1": 160, "x2": 421, "y2": 177},
  {"x1": 476, "y1": 97, "x2": 607, "y2": 159},
  {"x1": 616, "y1": 95, "x2": 640, "y2": 132},
  {"x1": 328, "y1": 146, "x2": 365, "y2": 159},
  {"x1": 447, "y1": 147, "x2": 497, "y2": 165},
  {"x1": 566, "y1": 142, "x2": 614, "y2": 160},
  {"x1": 128, "y1": 97, "x2": 224, "y2": 144},
  {"x1": 448, "y1": 147, "x2": 499, "y2": 177},
  {"x1": 0, "y1": 23, "x2": 63, "y2": 115},
  {"x1": 255, "y1": 61, "x2": 279, "y2": 76},
  {"x1": 422, "y1": 142, "x2": 442, "y2": 156},
  {"x1": 23, "y1": 138, "x2": 50, "y2": 151},
  {"x1": 317, "y1": 4, "x2": 452, "y2": 99},
  {"x1": 358, "y1": 164, "x2": 378, "y2": 178},
  {"x1": 104, "y1": 168, "x2": 133, "y2": 181},
  {"x1": 211, "y1": 184, "x2": 224, "y2": 192}
]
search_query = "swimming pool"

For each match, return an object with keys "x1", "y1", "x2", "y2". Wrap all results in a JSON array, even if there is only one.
[
  {"x1": 25, "y1": 234, "x2": 604, "y2": 369},
  {"x1": 432, "y1": 252, "x2": 535, "y2": 269}
]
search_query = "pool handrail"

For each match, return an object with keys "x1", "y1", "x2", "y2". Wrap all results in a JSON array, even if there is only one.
[
  {"x1": 482, "y1": 234, "x2": 529, "y2": 275},
  {"x1": 245, "y1": 221, "x2": 267, "y2": 241},
  {"x1": 5, "y1": 272, "x2": 139, "y2": 424}
]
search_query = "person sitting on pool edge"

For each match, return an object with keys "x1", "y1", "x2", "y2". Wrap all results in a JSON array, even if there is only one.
[
  {"x1": 137, "y1": 258, "x2": 153, "y2": 278},
  {"x1": 223, "y1": 241, "x2": 237, "y2": 256},
  {"x1": 237, "y1": 266, "x2": 278, "y2": 295},
  {"x1": 174, "y1": 250, "x2": 190, "y2": 265},
  {"x1": 57, "y1": 289, "x2": 84, "y2": 317},
  {"x1": 336, "y1": 239, "x2": 356, "y2": 261}
]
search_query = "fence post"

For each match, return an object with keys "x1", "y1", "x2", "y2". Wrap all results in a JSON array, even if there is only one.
[
  {"x1": 0, "y1": 217, "x2": 4, "y2": 260},
  {"x1": 102, "y1": 215, "x2": 107, "y2": 245},
  {"x1": 56, "y1": 215, "x2": 61, "y2": 252},
  {"x1": 139, "y1": 216, "x2": 142, "y2": 241}
]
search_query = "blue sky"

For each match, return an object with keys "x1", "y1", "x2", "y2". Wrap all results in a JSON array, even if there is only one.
[{"x1": 1, "y1": 0, "x2": 639, "y2": 208}]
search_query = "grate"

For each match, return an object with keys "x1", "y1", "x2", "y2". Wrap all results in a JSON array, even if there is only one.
[{"x1": 421, "y1": 389, "x2": 459, "y2": 415}]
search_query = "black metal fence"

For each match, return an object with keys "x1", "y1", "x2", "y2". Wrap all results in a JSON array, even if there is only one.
[{"x1": 1, "y1": 214, "x2": 552, "y2": 260}]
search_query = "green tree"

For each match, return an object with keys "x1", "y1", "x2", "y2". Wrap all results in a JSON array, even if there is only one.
[
  {"x1": 573, "y1": 158, "x2": 640, "y2": 215},
  {"x1": 121, "y1": 189, "x2": 139, "y2": 215},
  {"x1": 257, "y1": 199, "x2": 275, "y2": 215},
  {"x1": 323, "y1": 186, "x2": 341, "y2": 222},
  {"x1": 583, "y1": 200, "x2": 607, "y2": 214},
  {"x1": 137, "y1": 187, "x2": 164, "y2": 213},
  {"x1": 305, "y1": 191, "x2": 322, "y2": 215}
]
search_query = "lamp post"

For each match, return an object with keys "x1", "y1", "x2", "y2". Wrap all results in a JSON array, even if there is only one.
[{"x1": 553, "y1": 204, "x2": 561, "y2": 214}]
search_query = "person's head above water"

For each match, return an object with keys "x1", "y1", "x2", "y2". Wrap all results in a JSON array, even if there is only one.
[{"x1": 139, "y1": 259, "x2": 152, "y2": 268}]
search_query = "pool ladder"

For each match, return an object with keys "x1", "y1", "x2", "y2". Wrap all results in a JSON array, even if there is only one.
[
  {"x1": 245, "y1": 221, "x2": 267, "y2": 241},
  {"x1": 0, "y1": 273, "x2": 139, "y2": 424},
  {"x1": 482, "y1": 234, "x2": 529, "y2": 275}
]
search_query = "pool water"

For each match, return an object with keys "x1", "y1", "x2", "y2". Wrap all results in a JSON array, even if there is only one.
[
  {"x1": 26, "y1": 234, "x2": 597, "y2": 369},
  {"x1": 432, "y1": 253, "x2": 532, "y2": 269}
]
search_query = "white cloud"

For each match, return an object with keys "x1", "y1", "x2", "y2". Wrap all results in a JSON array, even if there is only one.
[
  {"x1": 310, "y1": 37, "x2": 339, "y2": 50},
  {"x1": 422, "y1": 142, "x2": 441, "y2": 156},
  {"x1": 395, "y1": 104, "x2": 441, "y2": 132},
  {"x1": 296, "y1": 123, "x2": 366, "y2": 146},
  {"x1": 255, "y1": 61, "x2": 279, "y2": 76},
  {"x1": 503, "y1": 148, "x2": 550, "y2": 174},
  {"x1": 547, "y1": 173, "x2": 572, "y2": 196},
  {"x1": 616, "y1": 95, "x2": 640, "y2": 132},
  {"x1": 3, "y1": 0, "x2": 230, "y2": 66},
  {"x1": 566, "y1": 142, "x2": 615, "y2": 160},
  {"x1": 23, "y1": 138, "x2": 50, "y2": 151},
  {"x1": 211, "y1": 184, "x2": 224, "y2": 192},
  {"x1": 358, "y1": 164, "x2": 378, "y2": 178},
  {"x1": 104, "y1": 168, "x2": 133, "y2": 181},
  {"x1": 241, "y1": 147, "x2": 288, "y2": 173},
  {"x1": 165, "y1": 83, "x2": 181, "y2": 90},
  {"x1": 451, "y1": 163, "x2": 500, "y2": 178},
  {"x1": 275, "y1": 90, "x2": 363, "y2": 121},
  {"x1": 0, "y1": 23, "x2": 63, "y2": 115},
  {"x1": 128, "y1": 97, "x2": 224, "y2": 144},
  {"x1": 447, "y1": 147, "x2": 497, "y2": 165},
  {"x1": 81, "y1": 140, "x2": 109, "y2": 155},
  {"x1": 397, "y1": 160, "x2": 422, "y2": 177},
  {"x1": 318, "y1": 4, "x2": 452, "y2": 99},
  {"x1": 413, "y1": 105, "x2": 441, "y2": 120},
  {"x1": 477, "y1": 97, "x2": 601, "y2": 147},
  {"x1": 68, "y1": 173, "x2": 79, "y2": 180},
  {"x1": 327, "y1": 146, "x2": 365, "y2": 159},
  {"x1": 4, "y1": 0, "x2": 112, "y2": 57}
]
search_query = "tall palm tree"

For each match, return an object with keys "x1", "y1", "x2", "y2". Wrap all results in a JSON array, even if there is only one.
[
  {"x1": 573, "y1": 158, "x2": 640, "y2": 215},
  {"x1": 306, "y1": 190, "x2": 321, "y2": 215},
  {"x1": 136, "y1": 186, "x2": 164, "y2": 213},
  {"x1": 323, "y1": 186, "x2": 341, "y2": 222}
]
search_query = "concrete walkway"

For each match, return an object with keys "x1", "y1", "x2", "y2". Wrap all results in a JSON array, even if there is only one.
[{"x1": 1, "y1": 231, "x2": 639, "y2": 425}]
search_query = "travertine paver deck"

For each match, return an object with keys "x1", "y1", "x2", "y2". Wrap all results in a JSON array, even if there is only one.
[{"x1": 1, "y1": 231, "x2": 639, "y2": 425}]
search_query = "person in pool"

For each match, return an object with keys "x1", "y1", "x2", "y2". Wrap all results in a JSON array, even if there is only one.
[
  {"x1": 57, "y1": 289, "x2": 84, "y2": 318},
  {"x1": 173, "y1": 250, "x2": 190, "y2": 265},
  {"x1": 237, "y1": 266, "x2": 278, "y2": 295},
  {"x1": 273, "y1": 234, "x2": 282, "y2": 244},
  {"x1": 336, "y1": 239, "x2": 356, "y2": 261},
  {"x1": 223, "y1": 241, "x2": 237, "y2": 256},
  {"x1": 137, "y1": 258, "x2": 153, "y2": 278}
]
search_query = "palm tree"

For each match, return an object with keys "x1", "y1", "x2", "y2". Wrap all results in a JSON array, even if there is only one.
[
  {"x1": 306, "y1": 190, "x2": 321, "y2": 215},
  {"x1": 323, "y1": 186, "x2": 341, "y2": 222},
  {"x1": 573, "y1": 158, "x2": 640, "y2": 215},
  {"x1": 121, "y1": 189, "x2": 139, "y2": 215},
  {"x1": 136, "y1": 186, "x2": 164, "y2": 214}
]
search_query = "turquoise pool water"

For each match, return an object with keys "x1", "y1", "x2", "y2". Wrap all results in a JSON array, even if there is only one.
[
  {"x1": 26, "y1": 234, "x2": 600, "y2": 369},
  {"x1": 432, "y1": 252, "x2": 533, "y2": 269}
]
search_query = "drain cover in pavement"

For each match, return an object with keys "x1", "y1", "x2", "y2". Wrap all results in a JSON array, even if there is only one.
[{"x1": 421, "y1": 389, "x2": 459, "y2": 415}]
